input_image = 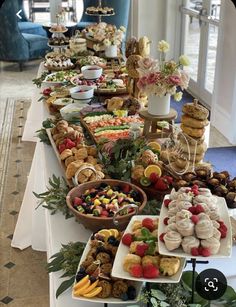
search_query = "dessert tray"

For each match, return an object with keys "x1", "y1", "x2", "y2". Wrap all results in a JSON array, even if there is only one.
[
  {"x1": 158, "y1": 190, "x2": 232, "y2": 259},
  {"x1": 72, "y1": 230, "x2": 143, "y2": 303},
  {"x1": 112, "y1": 215, "x2": 186, "y2": 283}
]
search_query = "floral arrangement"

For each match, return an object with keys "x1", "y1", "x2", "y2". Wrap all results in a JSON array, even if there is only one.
[
  {"x1": 83, "y1": 22, "x2": 126, "y2": 51},
  {"x1": 137, "y1": 40, "x2": 190, "y2": 101}
]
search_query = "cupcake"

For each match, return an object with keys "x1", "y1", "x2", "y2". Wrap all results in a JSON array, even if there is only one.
[
  {"x1": 209, "y1": 211, "x2": 220, "y2": 221},
  {"x1": 176, "y1": 219, "x2": 194, "y2": 236},
  {"x1": 176, "y1": 201, "x2": 192, "y2": 211},
  {"x1": 163, "y1": 231, "x2": 182, "y2": 251},
  {"x1": 168, "y1": 207, "x2": 179, "y2": 217},
  {"x1": 195, "y1": 220, "x2": 214, "y2": 239},
  {"x1": 166, "y1": 223, "x2": 177, "y2": 232},
  {"x1": 181, "y1": 236, "x2": 200, "y2": 254},
  {"x1": 176, "y1": 209, "x2": 192, "y2": 222},
  {"x1": 177, "y1": 192, "x2": 193, "y2": 202},
  {"x1": 201, "y1": 237, "x2": 220, "y2": 255},
  {"x1": 198, "y1": 212, "x2": 211, "y2": 221}
]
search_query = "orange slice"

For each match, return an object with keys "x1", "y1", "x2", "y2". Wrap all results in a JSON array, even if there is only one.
[
  {"x1": 83, "y1": 286, "x2": 103, "y2": 298},
  {"x1": 98, "y1": 229, "x2": 112, "y2": 240},
  {"x1": 147, "y1": 141, "x2": 161, "y2": 152},
  {"x1": 73, "y1": 280, "x2": 91, "y2": 296},
  {"x1": 144, "y1": 165, "x2": 162, "y2": 178},
  {"x1": 73, "y1": 275, "x2": 89, "y2": 291}
]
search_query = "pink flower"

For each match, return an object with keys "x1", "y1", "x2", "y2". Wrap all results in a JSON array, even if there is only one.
[
  {"x1": 137, "y1": 76, "x2": 148, "y2": 90},
  {"x1": 168, "y1": 75, "x2": 181, "y2": 85},
  {"x1": 147, "y1": 73, "x2": 160, "y2": 85}
]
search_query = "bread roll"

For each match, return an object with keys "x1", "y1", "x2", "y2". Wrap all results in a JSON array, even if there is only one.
[{"x1": 182, "y1": 99, "x2": 209, "y2": 120}]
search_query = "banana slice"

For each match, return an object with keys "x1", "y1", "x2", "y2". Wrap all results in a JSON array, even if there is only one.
[{"x1": 83, "y1": 286, "x2": 103, "y2": 298}]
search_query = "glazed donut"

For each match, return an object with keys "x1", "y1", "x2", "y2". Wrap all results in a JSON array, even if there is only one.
[
  {"x1": 138, "y1": 36, "x2": 151, "y2": 57},
  {"x1": 126, "y1": 54, "x2": 142, "y2": 78},
  {"x1": 182, "y1": 99, "x2": 209, "y2": 120},
  {"x1": 181, "y1": 124, "x2": 205, "y2": 138},
  {"x1": 181, "y1": 114, "x2": 209, "y2": 128}
]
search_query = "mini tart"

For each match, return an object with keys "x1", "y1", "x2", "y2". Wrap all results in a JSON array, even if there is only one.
[
  {"x1": 176, "y1": 218, "x2": 194, "y2": 237},
  {"x1": 195, "y1": 219, "x2": 214, "y2": 239},
  {"x1": 163, "y1": 231, "x2": 182, "y2": 251},
  {"x1": 181, "y1": 236, "x2": 200, "y2": 254},
  {"x1": 201, "y1": 237, "x2": 221, "y2": 255}
]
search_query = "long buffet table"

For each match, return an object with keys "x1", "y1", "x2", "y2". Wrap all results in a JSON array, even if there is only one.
[{"x1": 11, "y1": 64, "x2": 236, "y2": 306}]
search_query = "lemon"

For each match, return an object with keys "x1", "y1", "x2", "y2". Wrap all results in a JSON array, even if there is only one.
[
  {"x1": 144, "y1": 164, "x2": 162, "y2": 178},
  {"x1": 83, "y1": 286, "x2": 103, "y2": 298},
  {"x1": 98, "y1": 229, "x2": 111, "y2": 240},
  {"x1": 109, "y1": 229, "x2": 119, "y2": 238},
  {"x1": 73, "y1": 275, "x2": 89, "y2": 291},
  {"x1": 147, "y1": 141, "x2": 161, "y2": 152},
  {"x1": 73, "y1": 280, "x2": 91, "y2": 296}
]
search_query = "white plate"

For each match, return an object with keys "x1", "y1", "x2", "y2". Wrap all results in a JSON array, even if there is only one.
[
  {"x1": 72, "y1": 235, "x2": 143, "y2": 304},
  {"x1": 112, "y1": 215, "x2": 186, "y2": 283},
  {"x1": 158, "y1": 196, "x2": 232, "y2": 259},
  {"x1": 52, "y1": 98, "x2": 73, "y2": 106}
]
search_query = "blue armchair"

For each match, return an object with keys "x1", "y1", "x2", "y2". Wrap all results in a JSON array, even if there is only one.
[
  {"x1": 0, "y1": 0, "x2": 49, "y2": 71},
  {"x1": 78, "y1": 0, "x2": 130, "y2": 30}
]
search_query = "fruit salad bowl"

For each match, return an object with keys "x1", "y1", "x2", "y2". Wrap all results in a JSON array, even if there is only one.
[{"x1": 66, "y1": 179, "x2": 147, "y2": 232}]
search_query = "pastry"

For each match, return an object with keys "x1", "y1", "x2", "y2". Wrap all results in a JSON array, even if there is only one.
[
  {"x1": 126, "y1": 54, "x2": 142, "y2": 78},
  {"x1": 163, "y1": 231, "x2": 182, "y2": 251},
  {"x1": 195, "y1": 219, "x2": 214, "y2": 239},
  {"x1": 75, "y1": 147, "x2": 88, "y2": 160},
  {"x1": 131, "y1": 165, "x2": 145, "y2": 181},
  {"x1": 166, "y1": 223, "x2": 178, "y2": 232},
  {"x1": 125, "y1": 37, "x2": 138, "y2": 58},
  {"x1": 213, "y1": 227, "x2": 221, "y2": 240},
  {"x1": 112, "y1": 280, "x2": 128, "y2": 298},
  {"x1": 201, "y1": 237, "x2": 220, "y2": 255},
  {"x1": 106, "y1": 97, "x2": 124, "y2": 112},
  {"x1": 181, "y1": 114, "x2": 209, "y2": 128},
  {"x1": 193, "y1": 195, "x2": 217, "y2": 206},
  {"x1": 86, "y1": 156, "x2": 97, "y2": 165},
  {"x1": 65, "y1": 156, "x2": 75, "y2": 167},
  {"x1": 60, "y1": 149, "x2": 73, "y2": 160},
  {"x1": 177, "y1": 192, "x2": 193, "y2": 202},
  {"x1": 178, "y1": 132, "x2": 205, "y2": 146},
  {"x1": 167, "y1": 206, "x2": 179, "y2": 217},
  {"x1": 182, "y1": 99, "x2": 209, "y2": 120},
  {"x1": 181, "y1": 236, "x2": 200, "y2": 254},
  {"x1": 96, "y1": 252, "x2": 111, "y2": 264},
  {"x1": 176, "y1": 219, "x2": 194, "y2": 236},
  {"x1": 180, "y1": 124, "x2": 205, "y2": 138},
  {"x1": 65, "y1": 160, "x2": 83, "y2": 179},
  {"x1": 131, "y1": 220, "x2": 142, "y2": 232},
  {"x1": 138, "y1": 36, "x2": 151, "y2": 57},
  {"x1": 87, "y1": 146, "x2": 97, "y2": 157},
  {"x1": 142, "y1": 255, "x2": 161, "y2": 267},
  {"x1": 176, "y1": 201, "x2": 192, "y2": 211},
  {"x1": 198, "y1": 188, "x2": 212, "y2": 197},
  {"x1": 179, "y1": 141, "x2": 207, "y2": 155},
  {"x1": 159, "y1": 257, "x2": 181, "y2": 276},
  {"x1": 176, "y1": 209, "x2": 192, "y2": 222},
  {"x1": 198, "y1": 212, "x2": 211, "y2": 221},
  {"x1": 123, "y1": 254, "x2": 141, "y2": 272},
  {"x1": 97, "y1": 280, "x2": 112, "y2": 298}
]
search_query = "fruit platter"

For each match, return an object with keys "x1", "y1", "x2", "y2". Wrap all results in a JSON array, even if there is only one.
[
  {"x1": 158, "y1": 185, "x2": 232, "y2": 259},
  {"x1": 80, "y1": 111, "x2": 144, "y2": 144},
  {"x1": 66, "y1": 179, "x2": 147, "y2": 231},
  {"x1": 112, "y1": 215, "x2": 186, "y2": 283},
  {"x1": 72, "y1": 229, "x2": 142, "y2": 303},
  {"x1": 46, "y1": 120, "x2": 105, "y2": 187}
]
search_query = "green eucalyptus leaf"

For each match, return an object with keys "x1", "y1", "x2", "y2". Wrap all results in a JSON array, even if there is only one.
[
  {"x1": 56, "y1": 276, "x2": 75, "y2": 298},
  {"x1": 219, "y1": 285, "x2": 236, "y2": 302},
  {"x1": 150, "y1": 297, "x2": 158, "y2": 307},
  {"x1": 151, "y1": 289, "x2": 167, "y2": 301},
  {"x1": 160, "y1": 302, "x2": 170, "y2": 307},
  {"x1": 182, "y1": 271, "x2": 199, "y2": 291}
]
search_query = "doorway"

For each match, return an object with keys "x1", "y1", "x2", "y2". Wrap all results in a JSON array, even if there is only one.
[{"x1": 180, "y1": 0, "x2": 221, "y2": 107}]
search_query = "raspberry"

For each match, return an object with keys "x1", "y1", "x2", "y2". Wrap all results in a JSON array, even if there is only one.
[
  {"x1": 164, "y1": 199, "x2": 171, "y2": 207},
  {"x1": 159, "y1": 233, "x2": 166, "y2": 242},
  {"x1": 122, "y1": 233, "x2": 133, "y2": 246},
  {"x1": 164, "y1": 217, "x2": 169, "y2": 225},
  {"x1": 142, "y1": 218, "x2": 155, "y2": 231},
  {"x1": 143, "y1": 264, "x2": 159, "y2": 278},
  {"x1": 192, "y1": 189, "x2": 199, "y2": 196},
  {"x1": 130, "y1": 264, "x2": 143, "y2": 278},
  {"x1": 201, "y1": 247, "x2": 211, "y2": 257},
  {"x1": 219, "y1": 224, "x2": 228, "y2": 232},
  {"x1": 58, "y1": 143, "x2": 66, "y2": 154},
  {"x1": 188, "y1": 206, "x2": 197, "y2": 214},
  {"x1": 136, "y1": 243, "x2": 149, "y2": 257},
  {"x1": 195, "y1": 204, "x2": 205, "y2": 214},
  {"x1": 219, "y1": 228, "x2": 227, "y2": 238},
  {"x1": 191, "y1": 247, "x2": 199, "y2": 256},
  {"x1": 149, "y1": 172, "x2": 159, "y2": 183},
  {"x1": 191, "y1": 215, "x2": 199, "y2": 224},
  {"x1": 192, "y1": 184, "x2": 199, "y2": 191},
  {"x1": 198, "y1": 246, "x2": 204, "y2": 255},
  {"x1": 217, "y1": 220, "x2": 224, "y2": 226}
]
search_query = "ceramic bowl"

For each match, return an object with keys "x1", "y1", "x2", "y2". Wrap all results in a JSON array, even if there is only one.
[
  {"x1": 70, "y1": 85, "x2": 94, "y2": 102},
  {"x1": 81, "y1": 65, "x2": 102, "y2": 79}
]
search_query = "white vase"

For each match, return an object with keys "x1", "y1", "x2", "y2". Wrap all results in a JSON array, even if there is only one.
[
  {"x1": 105, "y1": 45, "x2": 118, "y2": 58},
  {"x1": 148, "y1": 94, "x2": 171, "y2": 116}
]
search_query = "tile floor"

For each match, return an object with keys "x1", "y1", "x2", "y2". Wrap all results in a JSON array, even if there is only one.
[{"x1": 0, "y1": 59, "x2": 232, "y2": 306}]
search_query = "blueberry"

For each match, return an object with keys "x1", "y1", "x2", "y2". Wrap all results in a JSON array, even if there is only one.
[
  {"x1": 76, "y1": 272, "x2": 86, "y2": 282},
  {"x1": 100, "y1": 183, "x2": 108, "y2": 189},
  {"x1": 108, "y1": 212, "x2": 114, "y2": 217},
  {"x1": 130, "y1": 190, "x2": 140, "y2": 201},
  {"x1": 120, "y1": 293, "x2": 129, "y2": 301},
  {"x1": 127, "y1": 286, "x2": 136, "y2": 300},
  {"x1": 113, "y1": 240, "x2": 120, "y2": 247},
  {"x1": 79, "y1": 267, "x2": 86, "y2": 273},
  {"x1": 89, "y1": 276, "x2": 97, "y2": 283},
  {"x1": 108, "y1": 236, "x2": 116, "y2": 244}
]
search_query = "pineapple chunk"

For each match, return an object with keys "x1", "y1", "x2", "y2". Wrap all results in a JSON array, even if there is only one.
[
  {"x1": 94, "y1": 199, "x2": 101, "y2": 206},
  {"x1": 159, "y1": 257, "x2": 181, "y2": 276},
  {"x1": 102, "y1": 198, "x2": 110, "y2": 204},
  {"x1": 107, "y1": 189, "x2": 114, "y2": 197}
]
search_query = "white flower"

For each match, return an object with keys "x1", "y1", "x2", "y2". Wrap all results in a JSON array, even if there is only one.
[
  {"x1": 158, "y1": 40, "x2": 170, "y2": 53},
  {"x1": 174, "y1": 92, "x2": 183, "y2": 101},
  {"x1": 93, "y1": 44, "x2": 101, "y2": 52},
  {"x1": 179, "y1": 55, "x2": 190, "y2": 66},
  {"x1": 103, "y1": 39, "x2": 111, "y2": 47},
  {"x1": 120, "y1": 26, "x2": 126, "y2": 32}
]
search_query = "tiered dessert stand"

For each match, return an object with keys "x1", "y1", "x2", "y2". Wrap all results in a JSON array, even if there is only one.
[{"x1": 85, "y1": 0, "x2": 115, "y2": 23}]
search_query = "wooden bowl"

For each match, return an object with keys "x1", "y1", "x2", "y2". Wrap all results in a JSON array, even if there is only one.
[{"x1": 66, "y1": 179, "x2": 147, "y2": 232}]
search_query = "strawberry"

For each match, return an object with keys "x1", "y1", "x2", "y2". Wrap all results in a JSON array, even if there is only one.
[
  {"x1": 136, "y1": 243, "x2": 149, "y2": 257},
  {"x1": 201, "y1": 247, "x2": 211, "y2": 257},
  {"x1": 164, "y1": 199, "x2": 171, "y2": 207},
  {"x1": 130, "y1": 264, "x2": 143, "y2": 278},
  {"x1": 58, "y1": 143, "x2": 66, "y2": 154},
  {"x1": 188, "y1": 206, "x2": 197, "y2": 214},
  {"x1": 163, "y1": 217, "x2": 169, "y2": 225},
  {"x1": 191, "y1": 215, "x2": 199, "y2": 224},
  {"x1": 123, "y1": 184, "x2": 130, "y2": 194},
  {"x1": 73, "y1": 197, "x2": 83, "y2": 206},
  {"x1": 149, "y1": 172, "x2": 159, "y2": 183},
  {"x1": 143, "y1": 264, "x2": 159, "y2": 278},
  {"x1": 191, "y1": 247, "x2": 199, "y2": 256},
  {"x1": 155, "y1": 178, "x2": 169, "y2": 191},
  {"x1": 101, "y1": 210, "x2": 109, "y2": 217},
  {"x1": 163, "y1": 175, "x2": 173, "y2": 184},
  {"x1": 122, "y1": 233, "x2": 133, "y2": 246},
  {"x1": 159, "y1": 232, "x2": 166, "y2": 242},
  {"x1": 142, "y1": 218, "x2": 155, "y2": 231},
  {"x1": 195, "y1": 204, "x2": 205, "y2": 214}
]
